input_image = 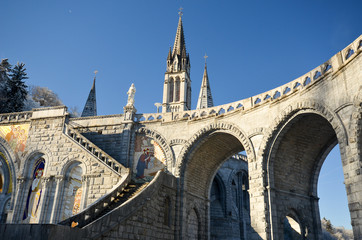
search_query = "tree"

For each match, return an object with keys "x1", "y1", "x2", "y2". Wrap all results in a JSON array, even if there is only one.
[
  {"x1": 0, "y1": 59, "x2": 11, "y2": 113},
  {"x1": 30, "y1": 86, "x2": 63, "y2": 107},
  {"x1": 7, "y1": 62, "x2": 28, "y2": 112}
]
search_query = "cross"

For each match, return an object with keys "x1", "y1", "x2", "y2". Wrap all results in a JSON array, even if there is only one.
[
  {"x1": 178, "y1": 7, "x2": 183, "y2": 17},
  {"x1": 204, "y1": 53, "x2": 208, "y2": 64},
  {"x1": 94, "y1": 70, "x2": 98, "y2": 76}
]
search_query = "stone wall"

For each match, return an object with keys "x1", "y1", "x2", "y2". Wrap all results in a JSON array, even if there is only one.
[{"x1": 83, "y1": 171, "x2": 177, "y2": 240}]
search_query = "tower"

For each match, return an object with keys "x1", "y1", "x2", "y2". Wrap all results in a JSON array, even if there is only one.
[
  {"x1": 81, "y1": 72, "x2": 97, "y2": 117},
  {"x1": 196, "y1": 55, "x2": 214, "y2": 109},
  {"x1": 162, "y1": 10, "x2": 191, "y2": 113}
]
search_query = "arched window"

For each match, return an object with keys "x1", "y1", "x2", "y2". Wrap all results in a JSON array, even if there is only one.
[
  {"x1": 284, "y1": 212, "x2": 303, "y2": 239},
  {"x1": 175, "y1": 77, "x2": 180, "y2": 102},
  {"x1": 23, "y1": 157, "x2": 45, "y2": 222},
  {"x1": 169, "y1": 78, "x2": 174, "y2": 102},
  {"x1": 60, "y1": 162, "x2": 84, "y2": 221}
]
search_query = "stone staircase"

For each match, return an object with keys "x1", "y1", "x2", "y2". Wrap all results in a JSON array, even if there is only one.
[
  {"x1": 63, "y1": 124, "x2": 127, "y2": 175},
  {"x1": 84, "y1": 181, "x2": 149, "y2": 226},
  {"x1": 59, "y1": 123, "x2": 131, "y2": 228}
]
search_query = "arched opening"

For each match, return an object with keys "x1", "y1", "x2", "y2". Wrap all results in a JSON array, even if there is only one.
[
  {"x1": 318, "y1": 145, "x2": 353, "y2": 237},
  {"x1": 59, "y1": 161, "x2": 84, "y2": 221},
  {"x1": 210, "y1": 156, "x2": 250, "y2": 240},
  {"x1": 284, "y1": 214, "x2": 302, "y2": 240},
  {"x1": 175, "y1": 77, "x2": 180, "y2": 102},
  {"x1": 22, "y1": 157, "x2": 45, "y2": 223},
  {"x1": 169, "y1": 78, "x2": 174, "y2": 102},
  {"x1": 180, "y1": 129, "x2": 252, "y2": 239},
  {"x1": 267, "y1": 112, "x2": 350, "y2": 239}
]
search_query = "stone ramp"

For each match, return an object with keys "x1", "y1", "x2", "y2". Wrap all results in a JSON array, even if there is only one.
[
  {"x1": 81, "y1": 171, "x2": 169, "y2": 240},
  {"x1": 86, "y1": 180, "x2": 148, "y2": 225}
]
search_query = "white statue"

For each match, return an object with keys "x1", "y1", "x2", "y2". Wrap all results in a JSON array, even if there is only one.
[{"x1": 127, "y1": 83, "x2": 136, "y2": 107}]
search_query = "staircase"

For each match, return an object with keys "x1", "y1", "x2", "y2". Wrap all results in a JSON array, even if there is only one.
[
  {"x1": 84, "y1": 180, "x2": 149, "y2": 225},
  {"x1": 63, "y1": 124, "x2": 127, "y2": 175},
  {"x1": 59, "y1": 123, "x2": 131, "y2": 228}
]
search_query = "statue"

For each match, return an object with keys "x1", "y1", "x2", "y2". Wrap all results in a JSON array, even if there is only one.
[{"x1": 126, "y1": 83, "x2": 136, "y2": 107}]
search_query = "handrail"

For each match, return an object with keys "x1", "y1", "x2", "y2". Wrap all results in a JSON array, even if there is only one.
[
  {"x1": 63, "y1": 124, "x2": 126, "y2": 175},
  {"x1": 0, "y1": 111, "x2": 32, "y2": 123},
  {"x1": 59, "y1": 168, "x2": 130, "y2": 228}
]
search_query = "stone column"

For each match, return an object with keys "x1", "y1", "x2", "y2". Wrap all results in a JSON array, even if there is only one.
[
  {"x1": 80, "y1": 175, "x2": 91, "y2": 211},
  {"x1": 50, "y1": 175, "x2": 64, "y2": 223},
  {"x1": 343, "y1": 96, "x2": 362, "y2": 239},
  {"x1": 249, "y1": 160, "x2": 270, "y2": 240},
  {"x1": 122, "y1": 105, "x2": 136, "y2": 168},
  {"x1": 38, "y1": 176, "x2": 52, "y2": 223},
  {"x1": 10, "y1": 177, "x2": 26, "y2": 223}
]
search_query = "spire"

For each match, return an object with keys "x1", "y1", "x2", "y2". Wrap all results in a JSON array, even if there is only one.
[
  {"x1": 167, "y1": 47, "x2": 172, "y2": 60},
  {"x1": 81, "y1": 71, "x2": 97, "y2": 117},
  {"x1": 172, "y1": 9, "x2": 186, "y2": 56},
  {"x1": 196, "y1": 55, "x2": 214, "y2": 109}
]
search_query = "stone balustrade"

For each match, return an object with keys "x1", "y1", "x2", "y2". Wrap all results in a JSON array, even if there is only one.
[
  {"x1": 63, "y1": 124, "x2": 126, "y2": 176},
  {"x1": 59, "y1": 169, "x2": 130, "y2": 228},
  {"x1": 0, "y1": 111, "x2": 32, "y2": 123},
  {"x1": 133, "y1": 35, "x2": 362, "y2": 123}
]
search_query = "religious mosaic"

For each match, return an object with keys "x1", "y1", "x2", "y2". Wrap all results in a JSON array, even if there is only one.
[
  {"x1": 133, "y1": 135, "x2": 166, "y2": 182},
  {"x1": 0, "y1": 124, "x2": 30, "y2": 158},
  {"x1": 23, "y1": 158, "x2": 45, "y2": 223},
  {"x1": 61, "y1": 165, "x2": 83, "y2": 220}
]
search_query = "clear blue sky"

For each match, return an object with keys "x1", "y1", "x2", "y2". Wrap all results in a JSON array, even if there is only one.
[{"x1": 1, "y1": 0, "x2": 360, "y2": 229}]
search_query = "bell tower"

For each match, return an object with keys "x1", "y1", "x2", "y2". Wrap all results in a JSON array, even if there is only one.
[{"x1": 162, "y1": 9, "x2": 191, "y2": 113}]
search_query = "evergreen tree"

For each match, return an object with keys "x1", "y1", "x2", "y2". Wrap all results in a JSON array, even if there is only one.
[
  {"x1": 0, "y1": 59, "x2": 12, "y2": 113},
  {"x1": 7, "y1": 62, "x2": 28, "y2": 112}
]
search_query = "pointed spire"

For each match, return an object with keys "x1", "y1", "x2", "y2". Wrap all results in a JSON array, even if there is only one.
[
  {"x1": 167, "y1": 47, "x2": 172, "y2": 60},
  {"x1": 81, "y1": 71, "x2": 97, "y2": 117},
  {"x1": 196, "y1": 55, "x2": 214, "y2": 109},
  {"x1": 172, "y1": 10, "x2": 186, "y2": 56}
]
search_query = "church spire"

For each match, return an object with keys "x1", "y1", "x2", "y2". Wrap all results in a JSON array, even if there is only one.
[
  {"x1": 81, "y1": 71, "x2": 97, "y2": 117},
  {"x1": 196, "y1": 55, "x2": 214, "y2": 109},
  {"x1": 162, "y1": 8, "x2": 191, "y2": 113},
  {"x1": 172, "y1": 9, "x2": 186, "y2": 56}
]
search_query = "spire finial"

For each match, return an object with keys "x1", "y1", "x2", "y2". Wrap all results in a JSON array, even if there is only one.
[
  {"x1": 204, "y1": 53, "x2": 208, "y2": 64},
  {"x1": 178, "y1": 7, "x2": 183, "y2": 17},
  {"x1": 94, "y1": 70, "x2": 98, "y2": 78}
]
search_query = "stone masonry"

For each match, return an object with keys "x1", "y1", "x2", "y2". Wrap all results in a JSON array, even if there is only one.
[{"x1": 0, "y1": 21, "x2": 361, "y2": 240}]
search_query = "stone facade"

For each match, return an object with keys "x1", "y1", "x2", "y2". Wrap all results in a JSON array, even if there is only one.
[{"x1": 0, "y1": 16, "x2": 361, "y2": 240}]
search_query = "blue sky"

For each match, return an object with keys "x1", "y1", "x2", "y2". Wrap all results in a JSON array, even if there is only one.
[{"x1": 1, "y1": 0, "x2": 361, "y2": 229}]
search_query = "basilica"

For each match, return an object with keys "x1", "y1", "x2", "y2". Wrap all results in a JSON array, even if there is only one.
[{"x1": 0, "y1": 11, "x2": 361, "y2": 240}]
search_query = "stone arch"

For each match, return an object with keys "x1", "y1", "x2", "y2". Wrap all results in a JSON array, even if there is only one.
[
  {"x1": 210, "y1": 173, "x2": 226, "y2": 217},
  {"x1": 60, "y1": 158, "x2": 87, "y2": 176},
  {"x1": 58, "y1": 160, "x2": 85, "y2": 221},
  {"x1": 21, "y1": 146, "x2": 52, "y2": 178},
  {"x1": 259, "y1": 100, "x2": 348, "y2": 239},
  {"x1": 136, "y1": 127, "x2": 174, "y2": 172},
  {"x1": 283, "y1": 209, "x2": 305, "y2": 240},
  {"x1": 21, "y1": 149, "x2": 51, "y2": 178},
  {"x1": 176, "y1": 122, "x2": 254, "y2": 239},
  {"x1": 0, "y1": 138, "x2": 17, "y2": 194},
  {"x1": 176, "y1": 122, "x2": 255, "y2": 178}
]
